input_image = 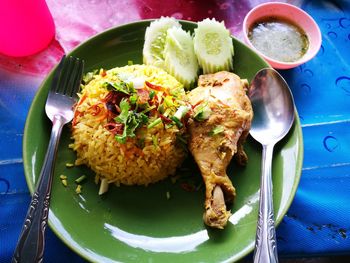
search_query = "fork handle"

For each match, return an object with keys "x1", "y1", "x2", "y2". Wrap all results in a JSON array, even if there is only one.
[{"x1": 12, "y1": 116, "x2": 65, "y2": 263}]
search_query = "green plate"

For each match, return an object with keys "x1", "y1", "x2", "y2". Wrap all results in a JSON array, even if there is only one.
[{"x1": 23, "y1": 20, "x2": 303, "y2": 263}]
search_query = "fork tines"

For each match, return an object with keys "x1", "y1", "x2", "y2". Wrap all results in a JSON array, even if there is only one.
[{"x1": 53, "y1": 55, "x2": 84, "y2": 97}]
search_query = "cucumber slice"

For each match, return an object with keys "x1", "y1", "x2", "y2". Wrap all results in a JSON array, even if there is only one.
[
  {"x1": 164, "y1": 27, "x2": 199, "y2": 89},
  {"x1": 143, "y1": 17, "x2": 181, "y2": 69},
  {"x1": 193, "y1": 18, "x2": 234, "y2": 74}
]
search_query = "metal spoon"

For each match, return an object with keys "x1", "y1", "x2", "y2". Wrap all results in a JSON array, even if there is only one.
[{"x1": 248, "y1": 68, "x2": 295, "y2": 263}]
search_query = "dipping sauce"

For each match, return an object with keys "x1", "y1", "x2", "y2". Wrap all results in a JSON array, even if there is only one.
[{"x1": 248, "y1": 17, "x2": 309, "y2": 62}]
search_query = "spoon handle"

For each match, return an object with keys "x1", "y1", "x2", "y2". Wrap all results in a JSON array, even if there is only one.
[{"x1": 253, "y1": 143, "x2": 278, "y2": 263}]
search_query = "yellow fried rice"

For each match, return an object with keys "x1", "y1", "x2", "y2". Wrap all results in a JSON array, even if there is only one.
[{"x1": 69, "y1": 65, "x2": 187, "y2": 186}]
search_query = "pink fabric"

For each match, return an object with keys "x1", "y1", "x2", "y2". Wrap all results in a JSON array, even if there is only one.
[{"x1": 0, "y1": 0, "x2": 301, "y2": 77}]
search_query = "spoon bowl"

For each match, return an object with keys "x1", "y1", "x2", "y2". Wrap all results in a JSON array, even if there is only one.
[
  {"x1": 249, "y1": 68, "x2": 295, "y2": 144},
  {"x1": 248, "y1": 68, "x2": 295, "y2": 263}
]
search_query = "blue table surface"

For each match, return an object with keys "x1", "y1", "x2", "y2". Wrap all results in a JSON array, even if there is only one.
[{"x1": 1, "y1": 0, "x2": 350, "y2": 262}]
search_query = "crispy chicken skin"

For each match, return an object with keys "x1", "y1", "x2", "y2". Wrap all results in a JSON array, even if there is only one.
[{"x1": 187, "y1": 71, "x2": 253, "y2": 229}]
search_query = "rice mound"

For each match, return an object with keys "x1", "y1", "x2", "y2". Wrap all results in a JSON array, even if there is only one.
[{"x1": 70, "y1": 65, "x2": 187, "y2": 186}]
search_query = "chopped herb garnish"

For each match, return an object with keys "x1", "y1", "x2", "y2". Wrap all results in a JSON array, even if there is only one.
[
  {"x1": 129, "y1": 93, "x2": 138, "y2": 104},
  {"x1": 104, "y1": 80, "x2": 135, "y2": 94},
  {"x1": 141, "y1": 105, "x2": 156, "y2": 114},
  {"x1": 149, "y1": 90, "x2": 156, "y2": 100},
  {"x1": 174, "y1": 106, "x2": 190, "y2": 120},
  {"x1": 194, "y1": 102, "x2": 211, "y2": 121},
  {"x1": 209, "y1": 125, "x2": 225, "y2": 136},
  {"x1": 163, "y1": 108, "x2": 171, "y2": 117},
  {"x1": 157, "y1": 104, "x2": 165, "y2": 114},
  {"x1": 165, "y1": 123, "x2": 175, "y2": 129},
  {"x1": 171, "y1": 105, "x2": 189, "y2": 128},
  {"x1": 99, "y1": 72, "x2": 188, "y2": 144},
  {"x1": 128, "y1": 60, "x2": 133, "y2": 65},
  {"x1": 164, "y1": 96, "x2": 174, "y2": 107},
  {"x1": 75, "y1": 175, "x2": 87, "y2": 184},
  {"x1": 115, "y1": 99, "x2": 149, "y2": 143},
  {"x1": 171, "y1": 116, "x2": 183, "y2": 128},
  {"x1": 115, "y1": 99, "x2": 130, "y2": 123},
  {"x1": 82, "y1": 70, "x2": 98, "y2": 84},
  {"x1": 152, "y1": 135, "x2": 158, "y2": 147},
  {"x1": 147, "y1": 117, "x2": 162, "y2": 129}
]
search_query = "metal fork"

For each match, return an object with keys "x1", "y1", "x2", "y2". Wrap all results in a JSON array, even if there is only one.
[{"x1": 12, "y1": 55, "x2": 84, "y2": 263}]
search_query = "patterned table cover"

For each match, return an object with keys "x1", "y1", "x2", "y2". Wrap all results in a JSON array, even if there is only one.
[{"x1": 1, "y1": 0, "x2": 349, "y2": 262}]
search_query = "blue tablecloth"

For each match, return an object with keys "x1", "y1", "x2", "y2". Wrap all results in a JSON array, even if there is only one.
[{"x1": 1, "y1": 0, "x2": 349, "y2": 262}]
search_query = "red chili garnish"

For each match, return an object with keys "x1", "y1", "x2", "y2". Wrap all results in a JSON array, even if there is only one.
[
  {"x1": 149, "y1": 108, "x2": 158, "y2": 116},
  {"x1": 102, "y1": 91, "x2": 127, "y2": 115},
  {"x1": 95, "y1": 113, "x2": 108, "y2": 122},
  {"x1": 72, "y1": 94, "x2": 88, "y2": 127},
  {"x1": 184, "y1": 109, "x2": 192, "y2": 119},
  {"x1": 77, "y1": 94, "x2": 88, "y2": 106},
  {"x1": 159, "y1": 114, "x2": 172, "y2": 124},
  {"x1": 103, "y1": 104, "x2": 117, "y2": 122},
  {"x1": 145, "y1": 81, "x2": 169, "y2": 94},
  {"x1": 191, "y1": 99, "x2": 204, "y2": 109},
  {"x1": 102, "y1": 91, "x2": 127, "y2": 104},
  {"x1": 101, "y1": 91, "x2": 114, "y2": 103},
  {"x1": 72, "y1": 110, "x2": 83, "y2": 127},
  {"x1": 89, "y1": 104, "x2": 101, "y2": 116},
  {"x1": 104, "y1": 122, "x2": 124, "y2": 135},
  {"x1": 149, "y1": 94, "x2": 159, "y2": 108},
  {"x1": 114, "y1": 104, "x2": 121, "y2": 113}
]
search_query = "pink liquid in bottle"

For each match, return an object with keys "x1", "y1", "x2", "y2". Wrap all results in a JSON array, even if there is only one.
[{"x1": 0, "y1": 0, "x2": 55, "y2": 57}]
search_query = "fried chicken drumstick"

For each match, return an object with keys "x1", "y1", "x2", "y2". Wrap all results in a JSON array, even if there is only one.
[{"x1": 187, "y1": 71, "x2": 253, "y2": 229}]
